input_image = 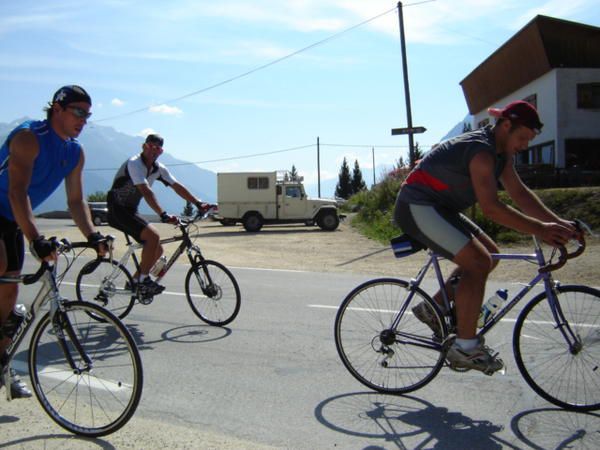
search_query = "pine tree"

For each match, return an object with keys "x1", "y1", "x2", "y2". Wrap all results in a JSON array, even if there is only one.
[
  {"x1": 182, "y1": 201, "x2": 194, "y2": 217},
  {"x1": 335, "y1": 157, "x2": 353, "y2": 199},
  {"x1": 413, "y1": 142, "x2": 425, "y2": 164},
  {"x1": 290, "y1": 165, "x2": 299, "y2": 181},
  {"x1": 351, "y1": 159, "x2": 367, "y2": 194}
]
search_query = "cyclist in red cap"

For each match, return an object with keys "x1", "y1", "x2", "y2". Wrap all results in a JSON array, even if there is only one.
[{"x1": 394, "y1": 100, "x2": 576, "y2": 374}]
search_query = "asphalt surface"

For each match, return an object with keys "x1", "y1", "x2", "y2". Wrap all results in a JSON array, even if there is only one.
[{"x1": 2, "y1": 219, "x2": 599, "y2": 449}]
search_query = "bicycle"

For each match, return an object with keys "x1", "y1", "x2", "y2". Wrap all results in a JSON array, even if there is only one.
[
  {"x1": 75, "y1": 211, "x2": 241, "y2": 326},
  {"x1": 1, "y1": 237, "x2": 143, "y2": 437},
  {"x1": 334, "y1": 221, "x2": 600, "y2": 412}
]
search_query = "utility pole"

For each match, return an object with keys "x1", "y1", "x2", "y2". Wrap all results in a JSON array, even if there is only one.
[
  {"x1": 317, "y1": 137, "x2": 321, "y2": 198},
  {"x1": 391, "y1": 1, "x2": 426, "y2": 168},
  {"x1": 372, "y1": 147, "x2": 376, "y2": 187}
]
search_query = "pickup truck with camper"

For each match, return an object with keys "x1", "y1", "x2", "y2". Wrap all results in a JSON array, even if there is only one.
[{"x1": 216, "y1": 171, "x2": 344, "y2": 232}]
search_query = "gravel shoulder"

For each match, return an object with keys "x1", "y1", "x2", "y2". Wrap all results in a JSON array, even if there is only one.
[{"x1": 82, "y1": 217, "x2": 598, "y2": 286}]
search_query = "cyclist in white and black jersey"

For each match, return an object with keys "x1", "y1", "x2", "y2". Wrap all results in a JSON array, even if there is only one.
[{"x1": 107, "y1": 134, "x2": 211, "y2": 298}]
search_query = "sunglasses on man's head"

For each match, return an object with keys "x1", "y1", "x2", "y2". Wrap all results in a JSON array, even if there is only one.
[{"x1": 66, "y1": 106, "x2": 92, "y2": 120}]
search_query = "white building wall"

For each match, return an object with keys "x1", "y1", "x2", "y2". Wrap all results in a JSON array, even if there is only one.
[
  {"x1": 556, "y1": 68, "x2": 600, "y2": 167},
  {"x1": 471, "y1": 68, "x2": 600, "y2": 168}
]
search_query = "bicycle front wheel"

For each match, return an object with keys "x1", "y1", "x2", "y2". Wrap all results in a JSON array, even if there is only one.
[
  {"x1": 76, "y1": 258, "x2": 136, "y2": 320},
  {"x1": 514, "y1": 285, "x2": 600, "y2": 411},
  {"x1": 334, "y1": 278, "x2": 446, "y2": 395},
  {"x1": 29, "y1": 301, "x2": 143, "y2": 437},
  {"x1": 185, "y1": 260, "x2": 241, "y2": 326}
]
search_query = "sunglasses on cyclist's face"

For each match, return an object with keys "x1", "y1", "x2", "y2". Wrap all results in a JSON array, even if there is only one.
[{"x1": 66, "y1": 106, "x2": 92, "y2": 120}]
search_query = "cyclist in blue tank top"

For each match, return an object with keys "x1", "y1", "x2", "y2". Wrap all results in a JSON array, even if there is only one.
[
  {"x1": 394, "y1": 101, "x2": 576, "y2": 374},
  {"x1": 0, "y1": 86, "x2": 107, "y2": 398}
]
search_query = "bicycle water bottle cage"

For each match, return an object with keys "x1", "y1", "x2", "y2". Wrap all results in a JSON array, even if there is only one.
[{"x1": 390, "y1": 234, "x2": 426, "y2": 258}]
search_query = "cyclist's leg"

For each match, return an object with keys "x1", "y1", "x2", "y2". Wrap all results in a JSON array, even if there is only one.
[{"x1": 0, "y1": 218, "x2": 31, "y2": 397}]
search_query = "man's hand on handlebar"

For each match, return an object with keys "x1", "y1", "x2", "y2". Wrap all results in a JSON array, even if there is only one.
[
  {"x1": 29, "y1": 235, "x2": 58, "y2": 262},
  {"x1": 87, "y1": 231, "x2": 111, "y2": 257},
  {"x1": 160, "y1": 211, "x2": 179, "y2": 225},
  {"x1": 195, "y1": 201, "x2": 215, "y2": 215}
]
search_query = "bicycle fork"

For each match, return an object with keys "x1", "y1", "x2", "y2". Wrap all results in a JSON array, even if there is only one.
[{"x1": 50, "y1": 301, "x2": 93, "y2": 376}]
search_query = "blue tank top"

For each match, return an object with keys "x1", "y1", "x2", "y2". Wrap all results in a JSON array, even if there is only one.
[{"x1": 0, "y1": 120, "x2": 82, "y2": 221}]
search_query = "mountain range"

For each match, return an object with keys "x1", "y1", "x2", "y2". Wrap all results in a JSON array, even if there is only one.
[{"x1": 0, "y1": 118, "x2": 216, "y2": 214}]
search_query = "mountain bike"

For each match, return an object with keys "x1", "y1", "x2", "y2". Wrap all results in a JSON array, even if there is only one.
[
  {"x1": 1, "y1": 238, "x2": 143, "y2": 437},
  {"x1": 334, "y1": 221, "x2": 600, "y2": 412},
  {"x1": 75, "y1": 212, "x2": 241, "y2": 326}
]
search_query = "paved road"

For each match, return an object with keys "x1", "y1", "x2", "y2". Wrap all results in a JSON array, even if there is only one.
[{"x1": 2, "y1": 245, "x2": 600, "y2": 448}]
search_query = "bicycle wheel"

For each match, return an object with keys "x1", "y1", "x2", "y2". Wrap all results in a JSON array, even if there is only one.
[
  {"x1": 334, "y1": 278, "x2": 446, "y2": 394},
  {"x1": 514, "y1": 285, "x2": 600, "y2": 411},
  {"x1": 29, "y1": 301, "x2": 143, "y2": 437},
  {"x1": 76, "y1": 258, "x2": 136, "y2": 320},
  {"x1": 185, "y1": 260, "x2": 241, "y2": 326}
]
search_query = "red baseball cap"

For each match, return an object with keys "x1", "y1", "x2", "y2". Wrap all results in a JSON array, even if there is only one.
[{"x1": 488, "y1": 100, "x2": 543, "y2": 134}]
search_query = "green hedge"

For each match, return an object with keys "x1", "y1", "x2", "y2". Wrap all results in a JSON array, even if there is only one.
[{"x1": 350, "y1": 182, "x2": 600, "y2": 245}]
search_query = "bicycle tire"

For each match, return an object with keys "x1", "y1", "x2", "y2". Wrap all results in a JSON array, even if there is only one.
[
  {"x1": 185, "y1": 260, "x2": 241, "y2": 326},
  {"x1": 514, "y1": 284, "x2": 600, "y2": 411},
  {"x1": 76, "y1": 258, "x2": 136, "y2": 320},
  {"x1": 28, "y1": 301, "x2": 143, "y2": 437},
  {"x1": 334, "y1": 278, "x2": 446, "y2": 394}
]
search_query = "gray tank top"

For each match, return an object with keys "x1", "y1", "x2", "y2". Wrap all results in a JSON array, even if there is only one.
[{"x1": 398, "y1": 125, "x2": 507, "y2": 211}]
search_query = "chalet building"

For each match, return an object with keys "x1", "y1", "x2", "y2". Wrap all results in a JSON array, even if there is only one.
[{"x1": 460, "y1": 15, "x2": 600, "y2": 187}]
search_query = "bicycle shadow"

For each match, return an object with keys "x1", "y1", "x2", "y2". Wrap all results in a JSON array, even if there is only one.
[
  {"x1": 127, "y1": 322, "x2": 232, "y2": 349},
  {"x1": 0, "y1": 434, "x2": 115, "y2": 449},
  {"x1": 314, "y1": 391, "x2": 517, "y2": 449},
  {"x1": 510, "y1": 407, "x2": 600, "y2": 449}
]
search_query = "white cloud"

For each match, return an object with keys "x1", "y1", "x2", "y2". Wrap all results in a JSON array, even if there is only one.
[
  {"x1": 138, "y1": 128, "x2": 157, "y2": 138},
  {"x1": 148, "y1": 104, "x2": 183, "y2": 116},
  {"x1": 111, "y1": 98, "x2": 125, "y2": 107}
]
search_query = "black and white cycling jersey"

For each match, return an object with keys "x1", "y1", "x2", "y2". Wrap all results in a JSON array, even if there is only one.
[{"x1": 108, "y1": 153, "x2": 177, "y2": 210}]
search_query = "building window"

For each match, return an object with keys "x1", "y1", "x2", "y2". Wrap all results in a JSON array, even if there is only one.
[
  {"x1": 577, "y1": 83, "x2": 600, "y2": 109},
  {"x1": 515, "y1": 142, "x2": 555, "y2": 166},
  {"x1": 247, "y1": 177, "x2": 269, "y2": 189}
]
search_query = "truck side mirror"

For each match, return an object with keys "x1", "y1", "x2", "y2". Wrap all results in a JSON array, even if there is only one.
[{"x1": 276, "y1": 186, "x2": 282, "y2": 195}]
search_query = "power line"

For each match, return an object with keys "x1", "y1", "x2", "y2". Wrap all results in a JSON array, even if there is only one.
[
  {"x1": 93, "y1": 2, "x2": 434, "y2": 123},
  {"x1": 83, "y1": 140, "x2": 435, "y2": 172}
]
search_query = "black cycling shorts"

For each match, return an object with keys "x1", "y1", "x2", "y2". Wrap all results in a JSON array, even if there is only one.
[
  {"x1": 107, "y1": 201, "x2": 148, "y2": 243},
  {"x1": 0, "y1": 215, "x2": 25, "y2": 273}
]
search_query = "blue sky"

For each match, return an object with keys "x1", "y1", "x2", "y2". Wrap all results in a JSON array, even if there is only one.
[{"x1": 1, "y1": 0, "x2": 599, "y2": 196}]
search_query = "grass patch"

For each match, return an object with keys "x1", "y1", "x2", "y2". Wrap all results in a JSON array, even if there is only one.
[{"x1": 348, "y1": 180, "x2": 600, "y2": 245}]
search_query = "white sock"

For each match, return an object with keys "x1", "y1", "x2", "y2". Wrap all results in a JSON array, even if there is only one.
[
  {"x1": 455, "y1": 338, "x2": 478, "y2": 351},
  {"x1": 138, "y1": 274, "x2": 149, "y2": 282}
]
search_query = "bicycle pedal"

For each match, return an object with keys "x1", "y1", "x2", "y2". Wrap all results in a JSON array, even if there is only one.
[{"x1": 138, "y1": 295, "x2": 154, "y2": 305}]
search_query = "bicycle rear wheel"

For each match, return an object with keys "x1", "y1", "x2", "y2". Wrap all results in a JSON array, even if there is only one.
[
  {"x1": 76, "y1": 258, "x2": 136, "y2": 320},
  {"x1": 514, "y1": 285, "x2": 600, "y2": 411},
  {"x1": 29, "y1": 301, "x2": 143, "y2": 437},
  {"x1": 185, "y1": 260, "x2": 241, "y2": 326},
  {"x1": 334, "y1": 278, "x2": 446, "y2": 394}
]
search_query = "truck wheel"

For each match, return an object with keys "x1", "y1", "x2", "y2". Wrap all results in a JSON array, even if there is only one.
[
  {"x1": 243, "y1": 213, "x2": 263, "y2": 232},
  {"x1": 93, "y1": 215, "x2": 102, "y2": 226},
  {"x1": 317, "y1": 211, "x2": 339, "y2": 231}
]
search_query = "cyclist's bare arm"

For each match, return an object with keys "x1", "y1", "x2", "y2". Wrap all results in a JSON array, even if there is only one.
[
  {"x1": 171, "y1": 182, "x2": 202, "y2": 205},
  {"x1": 470, "y1": 152, "x2": 571, "y2": 246},
  {"x1": 500, "y1": 162, "x2": 575, "y2": 231},
  {"x1": 137, "y1": 183, "x2": 165, "y2": 216},
  {"x1": 7, "y1": 130, "x2": 41, "y2": 242}
]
